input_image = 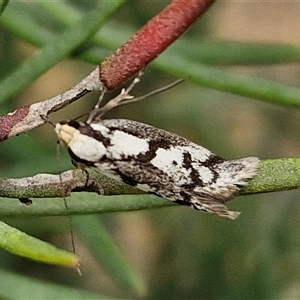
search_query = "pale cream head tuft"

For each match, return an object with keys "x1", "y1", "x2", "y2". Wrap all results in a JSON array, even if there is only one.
[{"x1": 55, "y1": 123, "x2": 78, "y2": 146}]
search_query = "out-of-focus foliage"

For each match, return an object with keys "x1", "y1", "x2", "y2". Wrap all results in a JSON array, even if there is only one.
[{"x1": 0, "y1": 0, "x2": 9, "y2": 16}]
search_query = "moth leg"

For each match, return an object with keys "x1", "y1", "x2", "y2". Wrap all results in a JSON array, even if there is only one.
[
  {"x1": 18, "y1": 198, "x2": 33, "y2": 205},
  {"x1": 71, "y1": 160, "x2": 90, "y2": 188},
  {"x1": 82, "y1": 169, "x2": 90, "y2": 188}
]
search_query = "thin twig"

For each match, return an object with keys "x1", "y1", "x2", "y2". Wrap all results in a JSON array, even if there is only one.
[
  {"x1": 0, "y1": 169, "x2": 142, "y2": 199},
  {"x1": 86, "y1": 72, "x2": 143, "y2": 123},
  {"x1": 0, "y1": 68, "x2": 103, "y2": 142}
]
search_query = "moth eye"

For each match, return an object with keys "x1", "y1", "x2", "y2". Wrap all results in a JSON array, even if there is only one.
[
  {"x1": 67, "y1": 120, "x2": 81, "y2": 129},
  {"x1": 58, "y1": 119, "x2": 70, "y2": 125}
]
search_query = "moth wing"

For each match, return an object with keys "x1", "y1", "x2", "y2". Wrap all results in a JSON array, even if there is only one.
[
  {"x1": 96, "y1": 159, "x2": 241, "y2": 220},
  {"x1": 173, "y1": 188, "x2": 241, "y2": 220}
]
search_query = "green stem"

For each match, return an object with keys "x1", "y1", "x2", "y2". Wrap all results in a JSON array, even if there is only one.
[
  {"x1": 153, "y1": 54, "x2": 300, "y2": 108},
  {"x1": 242, "y1": 158, "x2": 300, "y2": 194},
  {"x1": 0, "y1": 158, "x2": 300, "y2": 217},
  {"x1": 0, "y1": 193, "x2": 174, "y2": 217}
]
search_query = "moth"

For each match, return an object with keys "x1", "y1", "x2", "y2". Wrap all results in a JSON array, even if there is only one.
[{"x1": 55, "y1": 77, "x2": 260, "y2": 220}]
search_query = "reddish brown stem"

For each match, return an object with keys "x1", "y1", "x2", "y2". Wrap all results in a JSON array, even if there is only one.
[
  {"x1": 100, "y1": 0, "x2": 215, "y2": 90},
  {"x1": 0, "y1": 106, "x2": 30, "y2": 141}
]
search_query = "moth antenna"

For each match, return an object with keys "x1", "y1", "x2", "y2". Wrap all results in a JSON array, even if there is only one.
[
  {"x1": 72, "y1": 112, "x2": 89, "y2": 121},
  {"x1": 40, "y1": 114, "x2": 55, "y2": 127},
  {"x1": 56, "y1": 139, "x2": 80, "y2": 273},
  {"x1": 117, "y1": 78, "x2": 184, "y2": 108},
  {"x1": 41, "y1": 114, "x2": 65, "y2": 148}
]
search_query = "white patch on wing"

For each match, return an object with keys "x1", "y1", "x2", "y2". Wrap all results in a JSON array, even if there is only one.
[
  {"x1": 185, "y1": 145, "x2": 212, "y2": 162},
  {"x1": 150, "y1": 147, "x2": 192, "y2": 185},
  {"x1": 69, "y1": 132, "x2": 107, "y2": 162},
  {"x1": 150, "y1": 147, "x2": 183, "y2": 169},
  {"x1": 90, "y1": 123, "x2": 110, "y2": 135},
  {"x1": 150, "y1": 147, "x2": 183, "y2": 171},
  {"x1": 193, "y1": 165, "x2": 214, "y2": 183},
  {"x1": 107, "y1": 130, "x2": 149, "y2": 159}
]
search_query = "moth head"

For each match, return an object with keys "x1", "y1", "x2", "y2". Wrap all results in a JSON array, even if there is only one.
[{"x1": 55, "y1": 120, "x2": 82, "y2": 146}]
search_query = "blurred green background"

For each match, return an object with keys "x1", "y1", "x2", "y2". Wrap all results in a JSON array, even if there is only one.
[{"x1": 1, "y1": 0, "x2": 300, "y2": 299}]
